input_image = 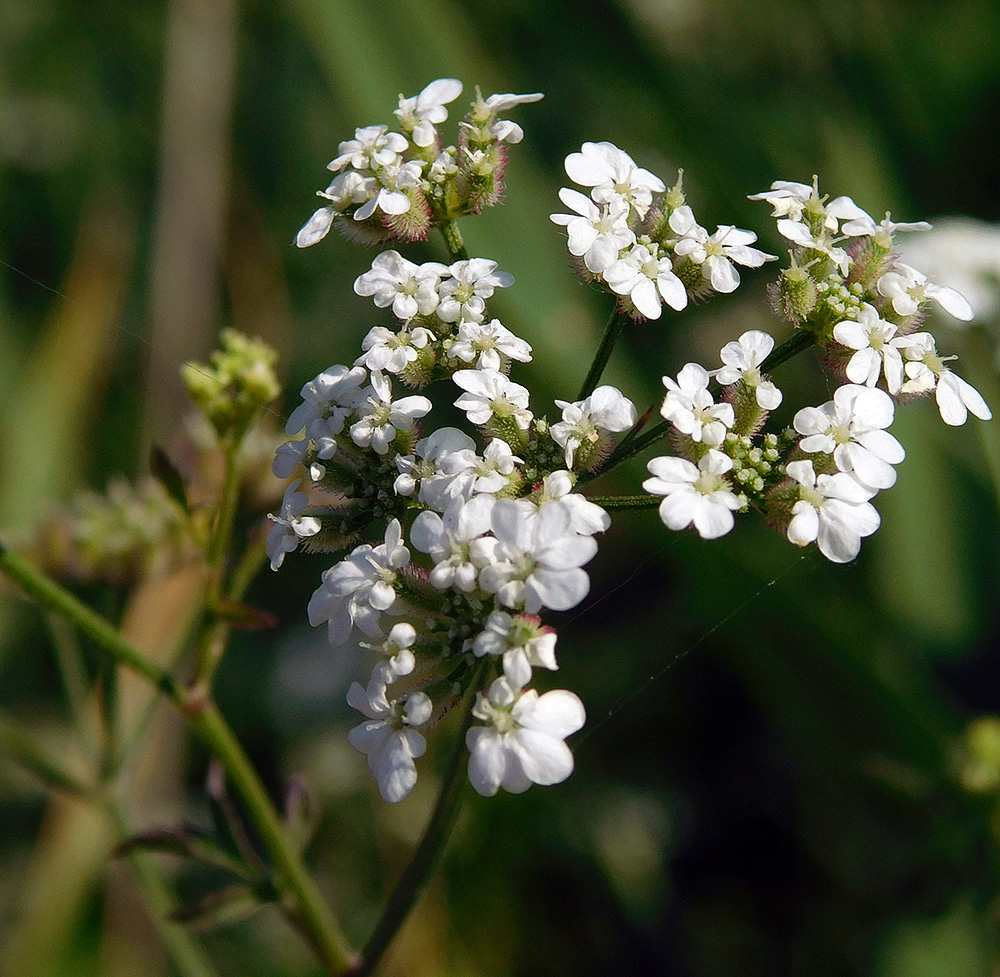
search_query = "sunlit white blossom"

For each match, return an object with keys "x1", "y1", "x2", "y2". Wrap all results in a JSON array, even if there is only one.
[
  {"x1": 673, "y1": 223, "x2": 775, "y2": 293},
  {"x1": 643, "y1": 450, "x2": 742, "y2": 539},
  {"x1": 877, "y1": 262, "x2": 974, "y2": 321},
  {"x1": 661, "y1": 363, "x2": 735, "y2": 447},
  {"x1": 785, "y1": 460, "x2": 880, "y2": 563},
  {"x1": 793, "y1": 385, "x2": 905, "y2": 490},
  {"x1": 549, "y1": 188, "x2": 636, "y2": 273},
  {"x1": 394, "y1": 78, "x2": 463, "y2": 148},
  {"x1": 350, "y1": 371, "x2": 432, "y2": 455},
  {"x1": 307, "y1": 520, "x2": 410, "y2": 644},
  {"x1": 453, "y1": 369, "x2": 532, "y2": 430},
  {"x1": 410, "y1": 495, "x2": 496, "y2": 592},
  {"x1": 534, "y1": 471, "x2": 611, "y2": 537},
  {"x1": 714, "y1": 330, "x2": 782, "y2": 409},
  {"x1": 564, "y1": 141, "x2": 665, "y2": 219},
  {"x1": 354, "y1": 251, "x2": 447, "y2": 320},
  {"x1": 352, "y1": 159, "x2": 424, "y2": 222},
  {"x1": 329, "y1": 125, "x2": 408, "y2": 173},
  {"x1": 475, "y1": 500, "x2": 597, "y2": 613},
  {"x1": 894, "y1": 333, "x2": 993, "y2": 425},
  {"x1": 550, "y1": 386, "x2": 636, "y2": 468},
  {"x1": 472, "y1": 611, "x2": 558, "y2": 688},
  {"x1": 466, "y1": 89, "x2": 544, "y2": 145},
  {"x1": 436, "y1": 258, "x2": 514, "y2": 323},
  {"x1": 833, "y1": 304, "x2": 904, "y2": 394},
  {"x1": 356, "y1": 325, "x2": 435, "y2": 374},
  {"x1": 466, "y1": 677, "x2": 584, "y2": 796},
  {"x1": 448, "y1": 318, "x2": 532, "y2": 371},
  {"x1": 603, "y1": 242, "x2": 687, "y2": 318}
]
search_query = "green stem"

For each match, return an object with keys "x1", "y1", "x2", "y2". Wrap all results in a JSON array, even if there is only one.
[
  {"x1": 0, "y1": 711, "x2": 94, "y2": 798},
  {"x1": 0, "y1": 542, "x2": 356, "y2": 975},
  {"x1": 439, "y1": 220, "x2": 469, "y2": 263},
  {"x1": 195, "y1": 436, "x2": 244, "y2": 687},
  {"x1": 759, "y1": 327, "x2": 817, "y2": 373},
  {"x1": 354, "y1": 662, "x2": 488, "y2": 977},
  {"x1": 188, "y1": 703, "x2": 356, "y2": 973},
  {"x1": 577, "y1": 308, "x2": 629, "y2": 401},
  {"x1": 586, "y1": 495, "x2": 662, "y2": 510}
]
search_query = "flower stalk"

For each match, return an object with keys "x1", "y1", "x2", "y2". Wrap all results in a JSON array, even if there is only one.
[{"x1": 577, "y1": 307, "x2": 630, "y2": 401}]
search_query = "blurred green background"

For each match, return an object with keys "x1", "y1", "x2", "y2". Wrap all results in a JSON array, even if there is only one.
[{"x1": 2, "y1": 0, "x2": 1000, "y2": 974}]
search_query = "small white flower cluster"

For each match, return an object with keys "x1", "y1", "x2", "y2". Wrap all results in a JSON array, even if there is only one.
[
  {"x1": 295, "y1": 79, "x2": 542, "y2": 249},
  {"x1": 276, "y1": 87, "x2": 994, "y2": 803},
  {"x1": 551, "y1": 142, "x2": 776, "y2": 319},
  {"x1": 643, "y1": 175, "x2": 991, "y2": 563}
]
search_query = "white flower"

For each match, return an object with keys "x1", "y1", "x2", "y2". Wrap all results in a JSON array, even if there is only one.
[
  {"x1": 475, "y1": 499, "x2": 597, "y2": 613},
  {"x1": 410, "y1": 495, "x2": 496, "y2": 593},
  {"x1": 354, "y1": 251, "x2": 447, "y2": 320},
  {"x1": 356, "y1": 325, "x2": 435, "y2": 374},
  {"x1": 839, "y1": 211, "x2": 932, "y2": 247},
  {"x1": 749, "y1": 177, "x2": 868, "y2": 274},
  {"x1": 453, "y1": 369, "x2": 533, "y2": 430},
  {"x1": 265, "y1": 480, "x2": 321, "y2": 570},
  {"x1": 368, "y1": 622, "x2": 418, "y2": 683},
  {"x1": 350, "y1": 371, "x2": 432, "y2": 455},
  {"x1": 348, "y1": 673, "x2": 432, "y2": 803},
  {"x1": 785, "y1": 460, "x2": 880, "y2": 563},
  {"x1": 436, "y1": 258, "x2": 514, "y2": 323},
  {"x1": 307, "y1": 520, "x2": 410, "y2": 644},
  {"x1": 833, "y1": 304, "x2": 904, "y2": 394},
  {"x1": 448, "y1": 318, "x2": 532, "y2": 372},
  {"x1": 329, "y1": 125, "x2": 408, "y2": 173},
  {"x1": 294, "y1": 172, "x2": 374, "y2": 247},
  {"x1": 352, "y1": 159, "x2": 424, "y2": 222},
  {"x1": 563, "y1": 142, "x2": 665, "y2": 220},
  {"x1": 748, "y1": 178, "x2": 869, "y2": 233},
  {"x1": 660, "y1": 363, "x2": 735, "y2": 447},
  {"x1": 643, "y1": 450, "x2": 742, "y2": 539},
  {"x1": 550, "y1": 188, "x2": 636, "y2": 273},
  {"x1": 472, "y1": 611, "x2": 558, "y2": 688},
  {"x1": 714, "y1": 330, "x2": 782, "y2": 410},
  {"x1": 877, "y1": 261, "x2": 974, "y2": 321},
  {"x1": 534, "y1": 471, "x2": 610, "y2": 537},
  {"x1": 394, "y1": 78, "x2": 463, "y2": 148},
  {"x1": 467, "y1": 90, "x2": 544, "y2": 145},
  {"x1": 393, "y1": 427, "x2": 479, "y2": 510},
  {"x1": 894, "y1": 333, "x2": 992, "y2": 425},
  {"x1": 285, "y1": 364, "x2": 369, "y2": 441},
  {"x1": 603, "y1": 242, "x2": 687, "y2": 318},
  {"x1": 470, "y1": 439, "x2": 522, "y2": 493},
  {"x1": 466, "y1": 677, "x2": 584, "y2": 796},
  {"x1": 673, "y1": 223, "x2": 775, "y2": 293},
  {"x1": 793, "y1": 385, "x2": 905, "y2": 490},
  {"x1": 550, "y1": 385, "x2": 636, "y2": 468}
]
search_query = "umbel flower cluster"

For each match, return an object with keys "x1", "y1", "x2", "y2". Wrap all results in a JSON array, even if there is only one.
[{"x1": 270, "y1": 79, "x2": 991, "y2": 803}]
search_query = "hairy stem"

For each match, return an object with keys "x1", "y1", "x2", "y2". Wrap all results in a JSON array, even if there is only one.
[{"x1": 439, "y1": 220, "x2": 469, "y2": 263}]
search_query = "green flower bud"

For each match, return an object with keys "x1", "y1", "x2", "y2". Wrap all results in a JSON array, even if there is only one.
[{"x1": 182, "y1": 329, "x2": 281, "y2": 441}]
